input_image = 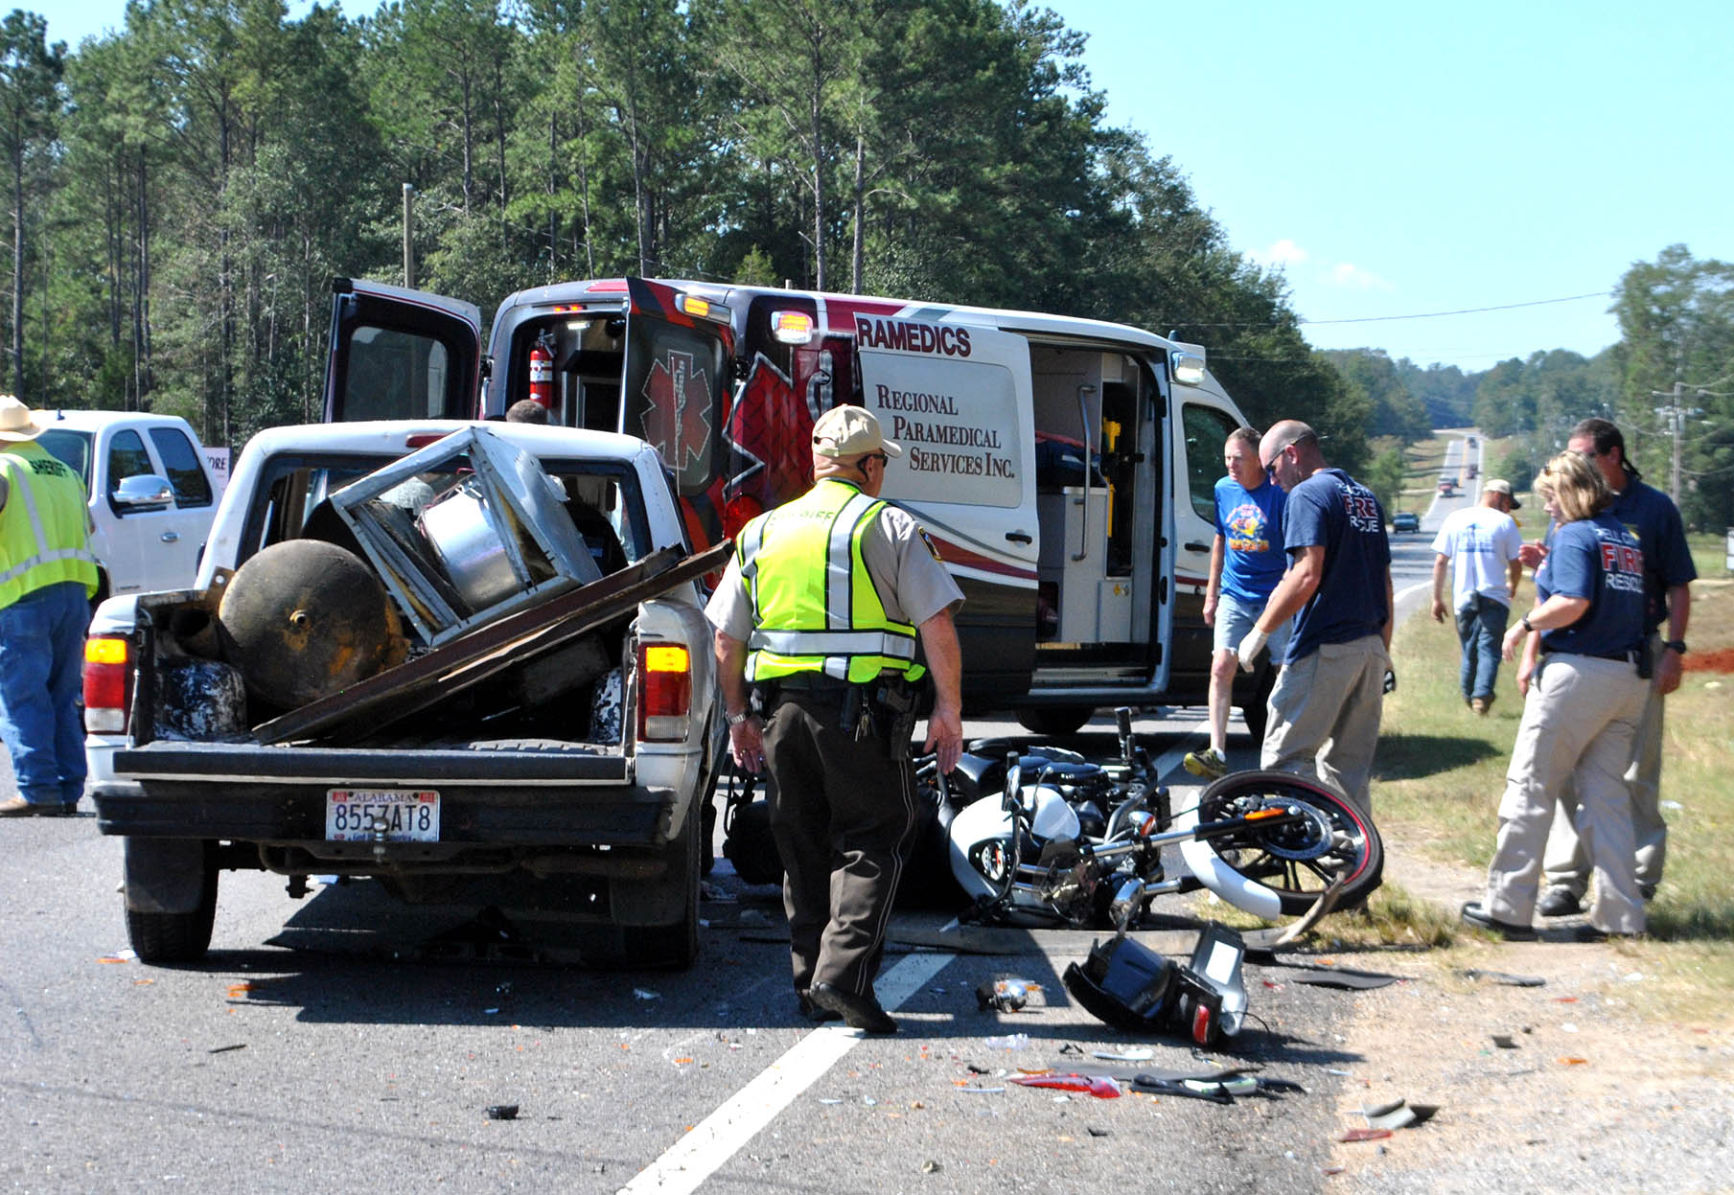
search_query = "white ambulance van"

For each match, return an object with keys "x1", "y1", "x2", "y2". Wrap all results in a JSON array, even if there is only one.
[{"x1": 320, "y1": 277, "x2": 1272, "y2": 736}]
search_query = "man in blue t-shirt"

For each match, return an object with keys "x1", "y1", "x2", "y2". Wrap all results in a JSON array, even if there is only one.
[
  {"x1": 1184, "y1": 427, "x2": 1289, "y2": 780},
  {"x1": 1237, "y1": 420, "x2": 1393, "y2": 817},
  {"x1": 1539, "y1": 417, "x2": 1698, "y2": 915}
]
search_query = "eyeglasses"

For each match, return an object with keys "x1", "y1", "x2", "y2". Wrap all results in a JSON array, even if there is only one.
[{"x1": 863, "y1": 452, "x2": 889, "y2": 468}]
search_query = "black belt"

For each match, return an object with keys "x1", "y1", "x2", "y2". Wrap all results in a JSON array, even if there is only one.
[
  {"x1": 1561, "y1": 649, "x2": 1644, "y2": 664},
  {"x1": 766, "y1": 672, "x2": 853, "y2": 694}
]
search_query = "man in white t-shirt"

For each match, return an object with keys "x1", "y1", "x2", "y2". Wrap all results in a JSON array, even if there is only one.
[{"x1": 1430, "y1": 478, "x2": 1524, "y2": 713}]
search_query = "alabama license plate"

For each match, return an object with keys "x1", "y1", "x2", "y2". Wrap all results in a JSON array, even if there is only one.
[{"x1": 325, "y1": 789, "x2": 441, "y2": 842}]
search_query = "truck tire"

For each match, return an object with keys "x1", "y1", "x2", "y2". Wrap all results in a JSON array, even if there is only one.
[
  {"x1": 580, "y1": 809, "x2": 702, "y2": 971},
  {"x1": 125, "y1": 845, "x2": 219, "y2": 965},
  {"x1": 1015, "y1": 706, "x2": 1094, "y2": 736}
]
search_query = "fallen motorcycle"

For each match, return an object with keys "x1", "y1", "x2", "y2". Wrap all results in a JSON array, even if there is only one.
[{"x1": 943, "y1": 708, "x2": 1383, "y2": 930}]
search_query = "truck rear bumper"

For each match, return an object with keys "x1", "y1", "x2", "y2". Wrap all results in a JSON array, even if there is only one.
[{"x1": 94, "y1": 742, "x2": 684, "y2": 848}]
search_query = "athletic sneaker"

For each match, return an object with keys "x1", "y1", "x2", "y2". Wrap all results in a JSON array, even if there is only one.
[{"x1": 1183, "y1": 747, "x2": 1227, "y2": 780}]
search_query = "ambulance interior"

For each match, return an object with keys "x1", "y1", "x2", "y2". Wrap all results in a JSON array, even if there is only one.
[{"x1": 1028, "y1": 344, "x2": 1161, "y2": 667}]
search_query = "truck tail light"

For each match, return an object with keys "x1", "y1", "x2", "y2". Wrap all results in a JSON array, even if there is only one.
[
  {"x1": 637, "y1": 643, "x2": 691, "y2": 742},
  {"x1": 84, "y1": 635, "x2": 131, "y2": 733}
]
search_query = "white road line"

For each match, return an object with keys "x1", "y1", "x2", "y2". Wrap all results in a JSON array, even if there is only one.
[{"x1": 617, "y1": 950, "x2": 954, "y2": 1195}]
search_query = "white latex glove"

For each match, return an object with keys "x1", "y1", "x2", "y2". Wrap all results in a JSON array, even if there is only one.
[{"x1": 1236, "y1": 626, "x2": 1269, "y2": 674}]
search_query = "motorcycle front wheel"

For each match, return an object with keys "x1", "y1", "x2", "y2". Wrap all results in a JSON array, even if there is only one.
[{"x1": 1196, "y1": 770, "x2": 1383, "y2": 916}]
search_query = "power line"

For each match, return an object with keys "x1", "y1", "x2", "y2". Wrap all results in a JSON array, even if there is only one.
[
  {"x1": 1299, "y1": 291, "x2": 1613, "y2": 326},
  {"x1": 1170, "y1": 290, "x2": 1614, "y2": 330}
]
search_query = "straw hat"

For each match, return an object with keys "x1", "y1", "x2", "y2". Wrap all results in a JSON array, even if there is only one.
[{"x1": 0, "y1": 395, "x2": 44, "y2": 442}]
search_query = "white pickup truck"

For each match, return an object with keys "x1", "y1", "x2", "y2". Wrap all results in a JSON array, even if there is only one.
[
  {"x1": 33, "y1": 410, "x2": 219, "y2": 601},
  {"x1": 84, "y1": 420, "x2": 722, "y2": 968}
]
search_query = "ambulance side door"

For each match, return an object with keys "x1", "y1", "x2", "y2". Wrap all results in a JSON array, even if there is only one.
[
  {"x1": 856, "y1": 320, "x2": 1040, "y2": 702},
  {"x1": 323, "y1": 278, "x2": 484, "y2": 422}
]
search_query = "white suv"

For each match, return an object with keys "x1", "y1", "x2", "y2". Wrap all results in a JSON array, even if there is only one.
[{"x1": 33, "y1": 410, "x2": 219, "y2": 601}]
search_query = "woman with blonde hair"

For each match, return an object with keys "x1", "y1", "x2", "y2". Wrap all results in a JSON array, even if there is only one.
[{"x1": 1461, "y1": 452, "x2": 1649, "y2": 941}]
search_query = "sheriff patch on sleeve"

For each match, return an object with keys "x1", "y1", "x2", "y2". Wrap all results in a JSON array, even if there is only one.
[{"x1": 919, "y1": 528, "x2": 944, "y2": 561}]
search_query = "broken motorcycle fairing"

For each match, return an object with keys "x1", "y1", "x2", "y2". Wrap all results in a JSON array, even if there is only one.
[{"x1": 1063, "y1": 922, "x2": 1250, "y2": 1048}]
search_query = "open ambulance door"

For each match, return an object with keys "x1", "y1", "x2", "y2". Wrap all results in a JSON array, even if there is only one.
[
  {"x1": 619, "y1": 279, "x2": 736, "y2": 549},
  {"x1": 322, "y1": 278, "x2": 484, "y2": 422},
  {"x1": 856, "y1": 322, "x2": 1040, "y2": 702}
]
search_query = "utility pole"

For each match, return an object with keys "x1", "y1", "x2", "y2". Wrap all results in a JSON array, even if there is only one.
[
  {"x1": 1670, "y1": 379, "x2": 1683, "y2": 507},
  {"x1": 402, "y1": 184, "x2": 416, "y2": 289}
]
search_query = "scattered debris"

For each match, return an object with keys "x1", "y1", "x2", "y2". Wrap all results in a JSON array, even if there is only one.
[
  {"x1": 1557, "y1": 1057, "x2": 1589, "y2": 1066},
  {"x1": 485, "y1": 1104, "x2": 520, "y2": 1120},
  {"x1": 921, "y1": 1161, "x2": 943, "y2": 1174},
  {"x1": 982, "y1": 1033, "x2": 1031, "y2": 1051},
  {"x1": 633, "y1": 988, "x2": 661, "y2": 1001},
  {"x1": 1086, "y1": 1126, "x2": 1111, "y2": 1138},
  {"x1": 1091, "y1": 1048, "x2": 1154, "y2": 1062},
  {"x1": 1358, "y1": 1098, "x2": 1437, "y2": 1131},
  {"x1": 977, "y1": 975, "x2": 1040, "y2": 1013},
  {"x1": 957, "y1": 1086, "x2": 1005, "y2": 1094},
  {"x1": 1491, "y1": 1035, "x2": 1518, "y2": 1050},
  {"x1": 207, "y1": 1044, "x2": 247, "y2": 1055},
  {"x1": 1010, "y1": 1074, "x2": 1121, "y2": 1099},
  {"x1": 1339, "y1": 1128, "x2": 1393, "y2": 1143},
  {"x1": 1460, "y1": 968, "x2": 1546, "y2": 987}
]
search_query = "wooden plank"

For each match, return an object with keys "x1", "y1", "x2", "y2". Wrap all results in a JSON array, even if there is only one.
[{"x1": 253, "y1": 541, "x2": 731, "y2": 745}]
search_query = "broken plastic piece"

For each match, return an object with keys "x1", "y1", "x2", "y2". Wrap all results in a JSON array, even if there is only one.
[
  {"x1": 1363, "y1": 1102, "x2": 1417, "y2": 1131},
  {"x1": 1091, "y1": 1048, "x2": 1154, "y2": 1062},
  {"x1": 1339, "y1": 1128, "x2": 1392, "y2": 1143},
  {"x1": 633, "y1": 988, "x2": 661, "y2": 1001},
  {"x1": 958, "y1": 1086, "x2": 1005, "y2": 1094},
  {"x1": 982, "y1": 1033, "x2": 1031, "y2": 1051},
  {"x1": 1010, "y1": 1074, "x2": 1121, "y2": 1099},
  {"x1": 1461, "y1": 968, "x2": 1546, "y2": 987},
  {"x1": 486, "y1": 1104, "x2": 520, "y2": 1120},
  {"x1": 1491, "y1": 1034, "x2": 1518, "y2": 1049}
]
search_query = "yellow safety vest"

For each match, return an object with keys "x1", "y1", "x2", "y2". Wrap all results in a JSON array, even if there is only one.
[
  {"x1": 0, "y1": 442, "x2": 99, "y2": 609},
  {"x1": 738, "y1": 478, "x2": 924, "y2": 684}
]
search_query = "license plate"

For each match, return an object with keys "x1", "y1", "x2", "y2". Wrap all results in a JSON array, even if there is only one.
[{"x1": 325, "y1": 789, "x2": 441, "y2": 842}]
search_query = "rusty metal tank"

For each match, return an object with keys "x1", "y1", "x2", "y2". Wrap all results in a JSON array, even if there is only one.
[{"x1": 217, "y1": 539, "x2": 403, "y2": 709}]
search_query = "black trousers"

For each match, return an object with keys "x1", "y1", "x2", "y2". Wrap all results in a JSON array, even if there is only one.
[{"x1": 761, "y1": 692, "x2": 917, "y2": 997}]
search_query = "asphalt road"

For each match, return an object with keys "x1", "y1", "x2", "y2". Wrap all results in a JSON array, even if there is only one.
[
  {"x1": 1, "y1": 707, "x2": 1381, "y2": 1194},
  {"x1": 3, "y1": 450, "x2": 1471, "y2": 1193}
]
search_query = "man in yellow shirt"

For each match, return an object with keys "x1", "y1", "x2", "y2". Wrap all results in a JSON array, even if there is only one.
[{"x1": 0, "y1": 396, "x2": 99, "y2": 817}]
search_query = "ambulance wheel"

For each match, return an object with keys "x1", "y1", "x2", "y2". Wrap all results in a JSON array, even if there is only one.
[{"x1": 1015, "y1": 706, "x2": 1094, "y2": 737}]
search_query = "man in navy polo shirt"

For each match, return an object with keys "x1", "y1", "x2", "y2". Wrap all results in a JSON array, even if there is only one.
[
  {"x1": 1539, "y1": 417, "x2": 1697, "y2": 915},
  {"x1": 1237, "y1": 420, "x2": 1393, "y2": 817}
]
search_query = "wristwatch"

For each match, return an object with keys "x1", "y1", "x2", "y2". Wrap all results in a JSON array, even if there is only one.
[
  {"x1": 1520, "y1": 615, "x2": 1535, "y2": 632},
  {"x1": 1664, "y1": 640, "x2": 1688, "y2": 655},
  {"x1": 725, "y1": 709, "x2": 754, "y2": 727}
]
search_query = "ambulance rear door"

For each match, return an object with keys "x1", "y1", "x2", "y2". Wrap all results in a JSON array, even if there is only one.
[{"x1": 322, "y1": 278, "x2": 483, "y2": 422}]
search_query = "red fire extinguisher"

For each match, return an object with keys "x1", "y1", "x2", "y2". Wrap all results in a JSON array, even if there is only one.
[{"x1": 528, "y1": 336, "x2": 554, "y2": 410}]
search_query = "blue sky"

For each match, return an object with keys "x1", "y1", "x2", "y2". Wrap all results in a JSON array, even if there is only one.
[{"x1": 36, "y1": 0, "x2": 1734, "y2": 370}]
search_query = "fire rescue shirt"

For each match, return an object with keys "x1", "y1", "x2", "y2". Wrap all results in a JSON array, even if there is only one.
[
  {"x1": 706, "y1": 493, "x2": 964, "y2": 652},
  {"x1": 1607, "y1": 479, "x2": 1696, "y2": 633},
  {"x1": 1534, "y1": 511, "x2": 1646, "y2": 660},
  {"x1": 1280, "y1": 468, "x2": 1391, "y2": 665}
]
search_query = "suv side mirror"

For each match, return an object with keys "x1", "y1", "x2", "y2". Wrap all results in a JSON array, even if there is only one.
[{"x1": 112, "y1": 474, "x2": 174, "y2": 510}]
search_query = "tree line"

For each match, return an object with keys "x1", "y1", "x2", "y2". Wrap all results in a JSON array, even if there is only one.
[{"x1": 2, "y1": 3, "x2": 1725, "y2": 529}]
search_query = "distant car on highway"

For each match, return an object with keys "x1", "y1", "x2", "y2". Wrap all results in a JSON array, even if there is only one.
[
  {"x1": 1438, "y1": 479, "x2": 1456, "y2": 495},
  {"x1": 1391, "y1": 511, "x2": 1421, "y2": 533}
]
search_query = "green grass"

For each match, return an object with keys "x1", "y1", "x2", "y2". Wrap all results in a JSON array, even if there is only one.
[{"x1": 1687, "y1": 531, "x2": 1730, "y2": 581}]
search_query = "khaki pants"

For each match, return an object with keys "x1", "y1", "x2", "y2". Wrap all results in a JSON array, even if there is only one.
[
  {"x1": 1261, "y1": 634, "x2": 1388, "y2": 816},
  {"x1": 1485, "y1": 654, "x2": 1649, "y2": 935},
  {"x1": 1542, "y1": 632, "x2": 1669, "y2": 899},
  {"x1": 762, "y1": 692, "x2": 917, "y2": 999}
]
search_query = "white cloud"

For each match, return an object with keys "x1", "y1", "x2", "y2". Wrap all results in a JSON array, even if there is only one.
[
  {"x1": 1328, "y1": 262, "x2": 1394, "y2": 291},
  {"x1": 1250, "y1": 238, "x2": 1309, "y2": 268}
]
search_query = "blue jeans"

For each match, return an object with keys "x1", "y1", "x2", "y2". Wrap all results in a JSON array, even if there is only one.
[
  {"x1": 1454, "y1": 594, "x2": 1509, "y2": 703},
  {"x1": 0, "y1": 582, "x2": 90, "y2": 807}
]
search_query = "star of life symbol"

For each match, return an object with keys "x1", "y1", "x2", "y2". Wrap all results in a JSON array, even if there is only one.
[{"x1": 641, "y1": 349, "x2": 712, "y2": 473}]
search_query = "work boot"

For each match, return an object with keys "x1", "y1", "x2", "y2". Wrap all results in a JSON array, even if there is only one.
[
  {"x1": 809, "y1": 981, "x2": 897, "y2": 1034},
  {"x1": 1470, "y1": 696, "x2": 1491, "y2": 716},
  {"x1": 1459, "y1": 901, "x2": 1537, "y2": 941},
  {"x1": 0, "y1": 796, "x2": 73, "y2": 818},
  {"x1": 796, "y1": 989, "x2": 842, "y2": 1023},
  {"x1": 1183, "y1": 747, "x2": 1228, "y2": 780},
  {"x1": 1536, "y1": 888, "x2": 1582, "y2": 918}
]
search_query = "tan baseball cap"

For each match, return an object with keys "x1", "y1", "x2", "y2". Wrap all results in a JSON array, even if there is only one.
[
  {"x1": 812, "y1": 405, "x2": 902, "y2": 458},
  {"x1": 0, "y1": 394, "x2": 44, "y2": 442},
  {"x1": 1484, "y1": 478, "x2": 1522, "y2": 509}
]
